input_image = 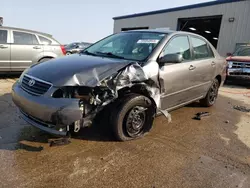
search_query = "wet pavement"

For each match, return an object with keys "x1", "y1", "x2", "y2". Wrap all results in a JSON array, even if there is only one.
[{"x1": 0, "y1": 76, "x2": 250, "y2": 188}]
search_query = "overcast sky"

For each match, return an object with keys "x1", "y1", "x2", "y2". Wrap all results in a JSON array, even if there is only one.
[{"x1": 1, "y1": 0, "x2": 211, "y2": 44}]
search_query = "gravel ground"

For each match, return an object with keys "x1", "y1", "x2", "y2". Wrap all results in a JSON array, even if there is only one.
[{"x1": 0, "y1": 76, "x2": 250, "y2": 188}]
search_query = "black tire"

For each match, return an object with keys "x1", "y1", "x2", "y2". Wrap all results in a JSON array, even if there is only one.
[
  {"x1": 200, "y1": 78, "x2": 220, "y2": 107},
  {"x1": 111, "y1": 94, "x2": 155, "y2": 141},
  {"x1": 39, "y1": 58, "x2": 52, "y2": 63},
  {"x1": 66, "y1": 52, "x2": 72, "y2": 56}
]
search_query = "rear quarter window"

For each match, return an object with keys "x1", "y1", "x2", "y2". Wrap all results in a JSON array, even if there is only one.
[{"x1": 39, "y1": 36, "x2": 52, "y2": 45}]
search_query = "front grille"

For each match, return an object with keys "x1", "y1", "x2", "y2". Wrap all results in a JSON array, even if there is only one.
[
  {"x1": 232, "y1": 61, "x2": 250, "y2": 68},
  {"x1": 229, "y1": 72, "x2": 250, "y2": 76},
  {"x1": 21, "y1": 75, "x2": 52, "y2": 96}
]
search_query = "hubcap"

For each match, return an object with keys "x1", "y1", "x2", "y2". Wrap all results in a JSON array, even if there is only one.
[
  {"x1": 209, "y1": 81, "x2": 218, "y2": 104},
  {"x1": 126, "y1": 106, "x2": 147, "y2": 137}
]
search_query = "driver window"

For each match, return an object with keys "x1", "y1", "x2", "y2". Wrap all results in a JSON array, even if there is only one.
[{"x1": 161, "y1": 36, "x2": 191, "y2": 61}]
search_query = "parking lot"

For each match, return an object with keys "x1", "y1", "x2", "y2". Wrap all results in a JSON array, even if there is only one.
[{"x1": 0, "y1": 76, "x2": 250, "y2": 188}]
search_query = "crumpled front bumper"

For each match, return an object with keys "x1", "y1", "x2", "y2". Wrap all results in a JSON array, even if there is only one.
[{"x1": 12, "y1": 81, "x2": 83, "y2": 136}]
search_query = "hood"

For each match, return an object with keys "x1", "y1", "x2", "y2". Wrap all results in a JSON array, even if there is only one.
[
  {"x1": 226, "y1": 56, "x2": 250, "y2": 62},
  {"x1": 26, "y1": 54, "x2": 134, "y2": 87}
]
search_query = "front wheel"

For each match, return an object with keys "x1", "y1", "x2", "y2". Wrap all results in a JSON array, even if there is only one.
[
  {"x1": 200, "y1": 78, "x2": 220, "y2": 107},
  {"x1": 111, "y1": 94, "x2": 155, "y2": 141}
]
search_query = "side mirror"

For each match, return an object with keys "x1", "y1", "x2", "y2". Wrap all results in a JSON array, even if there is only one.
[
  {"x1": 75, "y1": 45, "x2": 79, "y2": 49},
  {"x1": 159, "y1": 53, "x2": 183, "y2": 64}
]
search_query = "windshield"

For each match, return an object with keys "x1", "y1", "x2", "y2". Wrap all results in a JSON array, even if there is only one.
[
  {"x1": 84, "y1": 32, "x2": 166, "y2": 61},
  {"x1": 233, "y1": 46, "x2": 250, "y2": 56}
]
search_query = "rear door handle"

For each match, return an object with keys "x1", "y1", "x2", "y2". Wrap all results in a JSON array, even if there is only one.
[
  {"x1": 33, "y1": 46, "x2": 41, "y2": 49},
  {"x1": 0, "y1": 45, "x2": 8, "y2": 49},
  {"x1": 189, "y1": 65, "x2": 196, "y2": 70}
]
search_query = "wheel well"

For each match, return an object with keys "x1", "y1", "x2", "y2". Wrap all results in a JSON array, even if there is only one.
[
  {"x1": 215, "y1": 75, "x2": 221, "y2": 85},
  {"x1": 38, "y1": 57, "x2": 53, "y2": 62},
  {"x1": 117, "y1": 84, "x2": 157, "y2": 113}
]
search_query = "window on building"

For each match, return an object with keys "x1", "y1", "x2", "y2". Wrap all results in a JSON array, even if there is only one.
[{"x1": 39, "y1": 36, "x2": 52, "y2": 45}]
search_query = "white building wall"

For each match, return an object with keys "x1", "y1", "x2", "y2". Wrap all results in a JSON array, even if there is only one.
[{"x1": 113, "y1": 0, "x2": 250, "y2": 56}]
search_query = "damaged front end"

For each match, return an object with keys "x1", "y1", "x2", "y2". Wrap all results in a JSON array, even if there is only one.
[{"x1": 12, "y1": 61, "x2": 168, "y2": 136}]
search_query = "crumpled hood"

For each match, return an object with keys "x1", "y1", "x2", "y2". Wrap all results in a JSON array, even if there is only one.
[{"x1": 26, "y1": 54, "x2": 134, "y2": 87}]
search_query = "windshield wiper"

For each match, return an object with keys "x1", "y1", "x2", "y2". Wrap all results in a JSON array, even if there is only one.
[
  {"x1": 95, "y1": 52, "x2": 125, "y2": 59},
  {"x1": 81, "y1": 50, "x2": 97, "y2": 56}
]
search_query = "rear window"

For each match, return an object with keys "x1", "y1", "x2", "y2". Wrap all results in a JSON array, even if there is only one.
[
  {"x1": 0, "y1": 30, "x2": 7, "y2": 44},
  {"x1": 39, "y1": 36, "x2": 52, "y2": 45},
  {"x1": 13, "y1": 31, "x2": 38, "y2": 45}
]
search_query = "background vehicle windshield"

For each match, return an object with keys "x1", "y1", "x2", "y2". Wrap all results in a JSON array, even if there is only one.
[
  {"x1": 85, "y1": 32, "x2": 166, "y2": 61},
  {"x1": 66, "y1": 42, "x2": 79, "y2": 48},
  {"x1": 233, "y1": 46, "x2": 250, "y2": 56}
]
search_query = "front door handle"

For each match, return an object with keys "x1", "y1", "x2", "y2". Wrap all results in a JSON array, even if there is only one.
[
  {"x1": 0, "y1": 45, "x2": 8, "y2": 49},
  {"x1": 211, "y1": 61, "x2": 216, "y2": 66},
  {"x1": 189, "y1": 65, "x2": 196, "y2": 70},
  {"x1": 33, "y1": 46, "x2": 41, "y2": 49}
]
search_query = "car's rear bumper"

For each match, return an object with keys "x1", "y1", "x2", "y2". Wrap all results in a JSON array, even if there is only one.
[{"x1": 12, "y1": 81, "x2": 83, "y2": 135}]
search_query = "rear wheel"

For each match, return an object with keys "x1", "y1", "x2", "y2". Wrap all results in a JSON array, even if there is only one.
[
  {"x1": 111, "y1": 94, "x2": 155, "y2": 141},
  {"x1": 200, "y1": 78, "x2": 219, "y2": 107},
  {"x1": 66, "y1": 52, "x2": 72, "y2": 56}
]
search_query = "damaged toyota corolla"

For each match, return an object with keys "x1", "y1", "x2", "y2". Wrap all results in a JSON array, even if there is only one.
[{"x1": 12, "y1": 29, "x2": 227, "y2": 141}]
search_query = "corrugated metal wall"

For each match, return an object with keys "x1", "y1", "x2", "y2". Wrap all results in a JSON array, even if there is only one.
[{"x1": 113, "y1": 0, "x2": 250, "y2": 56}]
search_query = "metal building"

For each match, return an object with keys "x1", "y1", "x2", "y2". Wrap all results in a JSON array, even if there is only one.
[{"x1": 113, "y1": 0, "x2": 250, "y2": 56}]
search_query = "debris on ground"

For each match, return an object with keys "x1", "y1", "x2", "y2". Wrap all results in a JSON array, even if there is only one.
[
  {"x1": 194, "y1": 112, "x2": 211, "y2": 120},
  {"x1": 160, "y1": 109, "x2": 172, "y2": 123},
  {"x1": 233, "y1": 105, "x2": 250, "y2": 113},
  {"x1": 225, "y1": 120, "x2": 230, "y2": 124},
  {"x1": 49, "y1": 137, "x2": 71, "y2": 147}
]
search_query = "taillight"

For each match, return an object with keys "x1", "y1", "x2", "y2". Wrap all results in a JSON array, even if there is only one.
[{"x1": 60, "y1": 45, "x2": 66, "y2": 55}]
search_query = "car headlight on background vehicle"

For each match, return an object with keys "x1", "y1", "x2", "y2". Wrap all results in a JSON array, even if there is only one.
[{"x1": 227, "y1": 61, "x2": 233, "y2": 68}]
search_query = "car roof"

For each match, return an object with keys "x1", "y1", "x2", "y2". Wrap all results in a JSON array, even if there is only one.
[{"x1": 0, "y1": 26, "x2": 52, "y2": 38}]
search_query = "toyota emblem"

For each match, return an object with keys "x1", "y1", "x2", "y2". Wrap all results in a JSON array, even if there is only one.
[{"x1": 28, "y1": 79, "x2": 36, "y2": 87}]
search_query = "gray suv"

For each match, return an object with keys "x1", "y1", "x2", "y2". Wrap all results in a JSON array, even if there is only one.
[
  {"x1": 0, "y1": 26, "x2": 65, "y2": 72},
  {"x1": 12, "y1": 29, "x2": 227, "y2": 141}
]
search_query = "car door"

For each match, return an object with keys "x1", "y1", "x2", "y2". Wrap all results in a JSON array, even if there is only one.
[
  {"x1": 188, "y1": 36, "x2": 216, "y2": 98},
  {"x1": 159, "y1": 35, "x2": 197, "y2": 110},
  {"x1": 0, "y1": 29, "x2": 11, "y2": 72},
  {"x1": 10, "y1": 30, "x2": 43, "y2": 71}
]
